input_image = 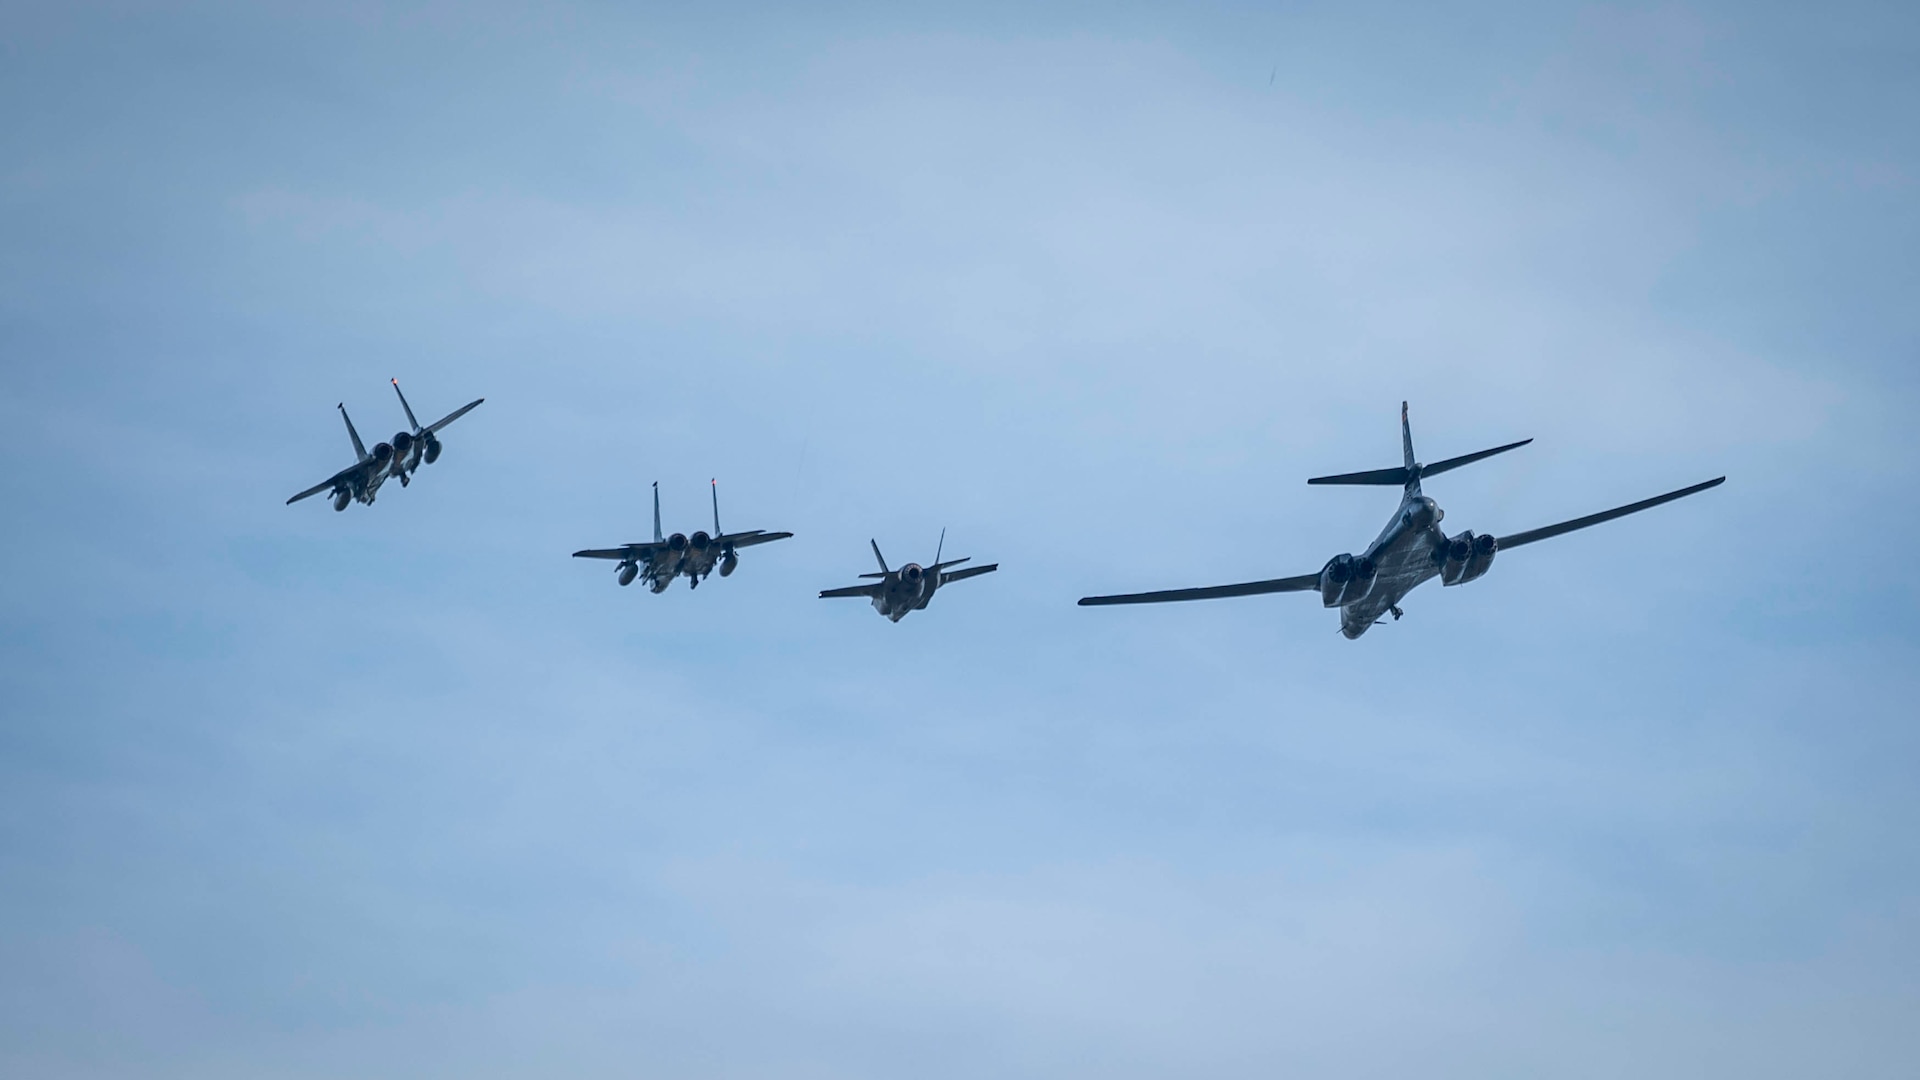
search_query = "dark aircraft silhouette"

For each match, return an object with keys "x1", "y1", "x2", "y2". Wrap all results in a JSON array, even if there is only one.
[
  {"x1": 1078, "y1": 403, "x2": 1724, "y2": 638},
  {"x1": 384, "y1": 379, "x2": 484, "y2": 488},
  {"x1": 286, "y1": 385, "x2": 483, "y2": 511},
  {"x1": 573, "y1": 481, "x2": 792, "y2": 592},
  {"x1": 819, "y1": 530, "x2": 997, "y2": 622}
]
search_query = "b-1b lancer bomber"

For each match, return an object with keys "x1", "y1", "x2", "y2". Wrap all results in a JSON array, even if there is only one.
[
  {"x1": 1079, "y1": 403, "x2": 1724, "y2": 639},
  {"x1": 285, "y1": 383, "x2": 484, "y2": 511},
  {"x1": 573, "y1": 481, "x2": 793, "y2": 592},
  {"x1": 819, "y1": 530, "x2": 998, "y2": 622}
]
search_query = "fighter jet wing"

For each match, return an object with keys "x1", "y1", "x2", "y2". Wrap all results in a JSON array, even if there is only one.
[
  {"x1": 941, "y1": 563, "x2": 998, "y2": 585},
  {"x1": 1078, "y1": 572, "x2": 1321, "y2": 606},
  {"x1": 286, "y1": 462, "x2": 365, "y2": 505},
  {"x1": 819, "y1": 583, "x2": 883, "y2": 599},
  {"x1": 1495, "y1": 476, "x2": 1725, "y2": 550},
  {"x1": 716, "y1": 530, "x2": 794, "y2": 549},
  {"x1": 423, "y1": 398, "x2": 484, "y2": 434},
  {"x1": 571, "y1": 543, "x2": 666, "y2": 560}
]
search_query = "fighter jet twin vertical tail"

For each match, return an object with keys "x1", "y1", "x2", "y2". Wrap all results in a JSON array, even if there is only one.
[
  {"x1": 819, "y1": 529, "x2": 998, "y2": 622},
  {"x1": 572, "y1": 481, "x2": 793, "y2": 592},
  {"x1": 286, "y1": 381, "x2": 485, "y2": 510},
  {"x1": 1078, "y1": 402, "x2": 1724, "y2": 639}
]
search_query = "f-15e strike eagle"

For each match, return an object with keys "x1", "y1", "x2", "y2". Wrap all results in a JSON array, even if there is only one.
[
  {"x1": 573, "y1": 481, "x2": 793, "y2": 592},
  {"x1": 286, "y1": 381, "x2": 485, "y2": 511},
  {"x1": 1079, "y1": 403, "x2": 1724, "y2": 639},
  {"x1": 819, "y1": 530, "x2": 998, "y2": 622}
]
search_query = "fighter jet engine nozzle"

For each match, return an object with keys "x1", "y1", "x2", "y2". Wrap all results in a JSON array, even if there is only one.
[
  {"x1": 689, "y1": 530, "x2": 712, "y2": 551},
  {"x1": 332, "y1": 490, "x2": 351, "y2": 512},
  {"x1": 617, "y1": 562, "x2": 639, "y2": 587},
  {"x1": 667, "y1": 532, "x2": 688, "y2": 552},
  {"x1": 901, "y1": 563, "x2": 926, "y2": 595},
  {"x1": 392, "y1": 430, "x2": 415, "y2": 459},
  {"x1": 371, "y1": 441, "x2": 394, "y2": 466},
  {"x1": 719, "y1": 552, "x2": 739, "y2": 577},
  {"x1": 423, "y1": 432, "x2": 442, "y2": 464}
]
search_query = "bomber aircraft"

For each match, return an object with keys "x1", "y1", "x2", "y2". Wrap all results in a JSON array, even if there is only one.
[
  {"x1": 819, "y1": 530, "x2": 998, "y2": 622},
  {"x1": 573, "y1": 481, "x2": 793, "y2": 592},
  {"x1": 383, "y1": 379, "x2": 484, "y2": 488},
  {"x1": 1078, "y1": 403, "x2": 1724, "y2": 639}
]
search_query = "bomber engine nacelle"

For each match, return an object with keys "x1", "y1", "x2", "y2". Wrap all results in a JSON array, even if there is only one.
[
  {"x1": 1318, "y1": 553, "x2": 1378, "y2": 608},
  {"x1": 1439, "y1": 530, "x2": 1497, "y2": 586},
  {"x1": 719, "y1": 550, "x2": 739, "y2": 577},
  {"x1": 422, "y1": 432, "x2": 442, "y2": 464},
  {"x1": 617, "y1": 562, "x2": 639, "y2": 587}
]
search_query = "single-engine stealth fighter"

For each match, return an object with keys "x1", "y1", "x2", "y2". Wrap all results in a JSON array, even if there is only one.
[
  {"x1": 286, "y1": 384, "x2": 483, "y2": 511},
  {"x1": 819, "y1": 530, "x2": 998, "y2": 622},
  {"x1": 1078, "y1": 403, "x2": 1724, "y2": 638},
  {"x1": 573, "y1": 481, "x2": 793, "y2": 592},
  {"x1": 383, "y1": 379, "x2": 484, "y2": 488}
]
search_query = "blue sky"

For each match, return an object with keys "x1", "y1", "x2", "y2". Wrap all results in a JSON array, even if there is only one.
[{"x1": 2, "y1": 2, "x2": 1917, "y2": 1076}]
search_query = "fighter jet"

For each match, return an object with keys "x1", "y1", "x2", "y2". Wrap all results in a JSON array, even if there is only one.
[
  {"x1": 383, "y1": 378, "x2": 484, "y2": 488},
  {"x1": 572, "y1": 481, "x2": 793, "y2": 592},
  {"x1": 1078, "y1": 403, "x2": 1724, "y2": 639},
  {"x1": 284, "y1": 403, "x2": 397, "y2": 511},
  {"x1": 819, "y1": 530, "x2": 998, "y2": 622}
]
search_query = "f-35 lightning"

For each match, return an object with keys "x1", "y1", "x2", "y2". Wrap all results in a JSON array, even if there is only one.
[
  {"x1": 820, "y1": 530, "x2": 998, "y2": 622},
  {"x1": 573, "y1": 481, "x2": 793, "y2": 592},
  {"x1": 285, "y1": 383, "x2": 484, "y2": 511},
  {"x1": 1078, "y1": 403, "x2": 1724, "y2": 639}
]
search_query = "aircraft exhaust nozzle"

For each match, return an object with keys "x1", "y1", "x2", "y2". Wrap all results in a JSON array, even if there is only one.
[
  {"x1": 372, "y1": 442, "x2": 394, "y2": 465},
  {"x1": 393, "y1": 430, "x2": 414, "y2": 457},
  {"x1": 690, "y1": 530, "x2": 712, "y2": 550},
  {"x1": 668, "y1": 532, "x2": 688, "y2": 552}
]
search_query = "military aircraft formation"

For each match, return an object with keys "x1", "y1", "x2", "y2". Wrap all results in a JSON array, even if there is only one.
[{"x1": 288, "y1": 391, "x2": 1724, "y2": 635}]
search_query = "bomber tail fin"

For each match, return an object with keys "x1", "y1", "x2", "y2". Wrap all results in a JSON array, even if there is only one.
[
  {"x1": 1308, "y1": 402, "x2": 1529, "y2": 489},
  {"x1": 1401, "y1": 400, "x2": 1416, "y2": 472},
  {"x1": 339, "y1": 404, "x2": 369, "y2": 462}
]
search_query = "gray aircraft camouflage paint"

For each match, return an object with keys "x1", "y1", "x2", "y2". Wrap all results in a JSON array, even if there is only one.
[
  {"x1": 819, "y1": 530, "x2": 998, "y2": 622},
  {"x1": 285, "y1": 383, "x2": 484, "y2": 511},
  {"x1": 572, "y1": 480, "x2": 793, "y2": 592},
  {"x1": 1078, "y1": 403, "x2": 1724, "y2": 639}
]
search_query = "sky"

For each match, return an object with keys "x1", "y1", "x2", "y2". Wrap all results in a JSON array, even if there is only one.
[{"x1": 1, "y1": 1, "x2": 1917, "y2": 1076}]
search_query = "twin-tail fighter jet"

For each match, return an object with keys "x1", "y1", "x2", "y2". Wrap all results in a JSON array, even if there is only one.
[
  {"x1": 1078, "y1": 403, "x2": 1724, "y2": 639},
  {"x1": 573, "y1": 481, "x2": 793, "y2": 592},
  {"x1": 286, "y1": 382, "x2": 484, "y2": 511},
  {"x1": 819, "y1": 530, "x2": 998, "y2": 622}
]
